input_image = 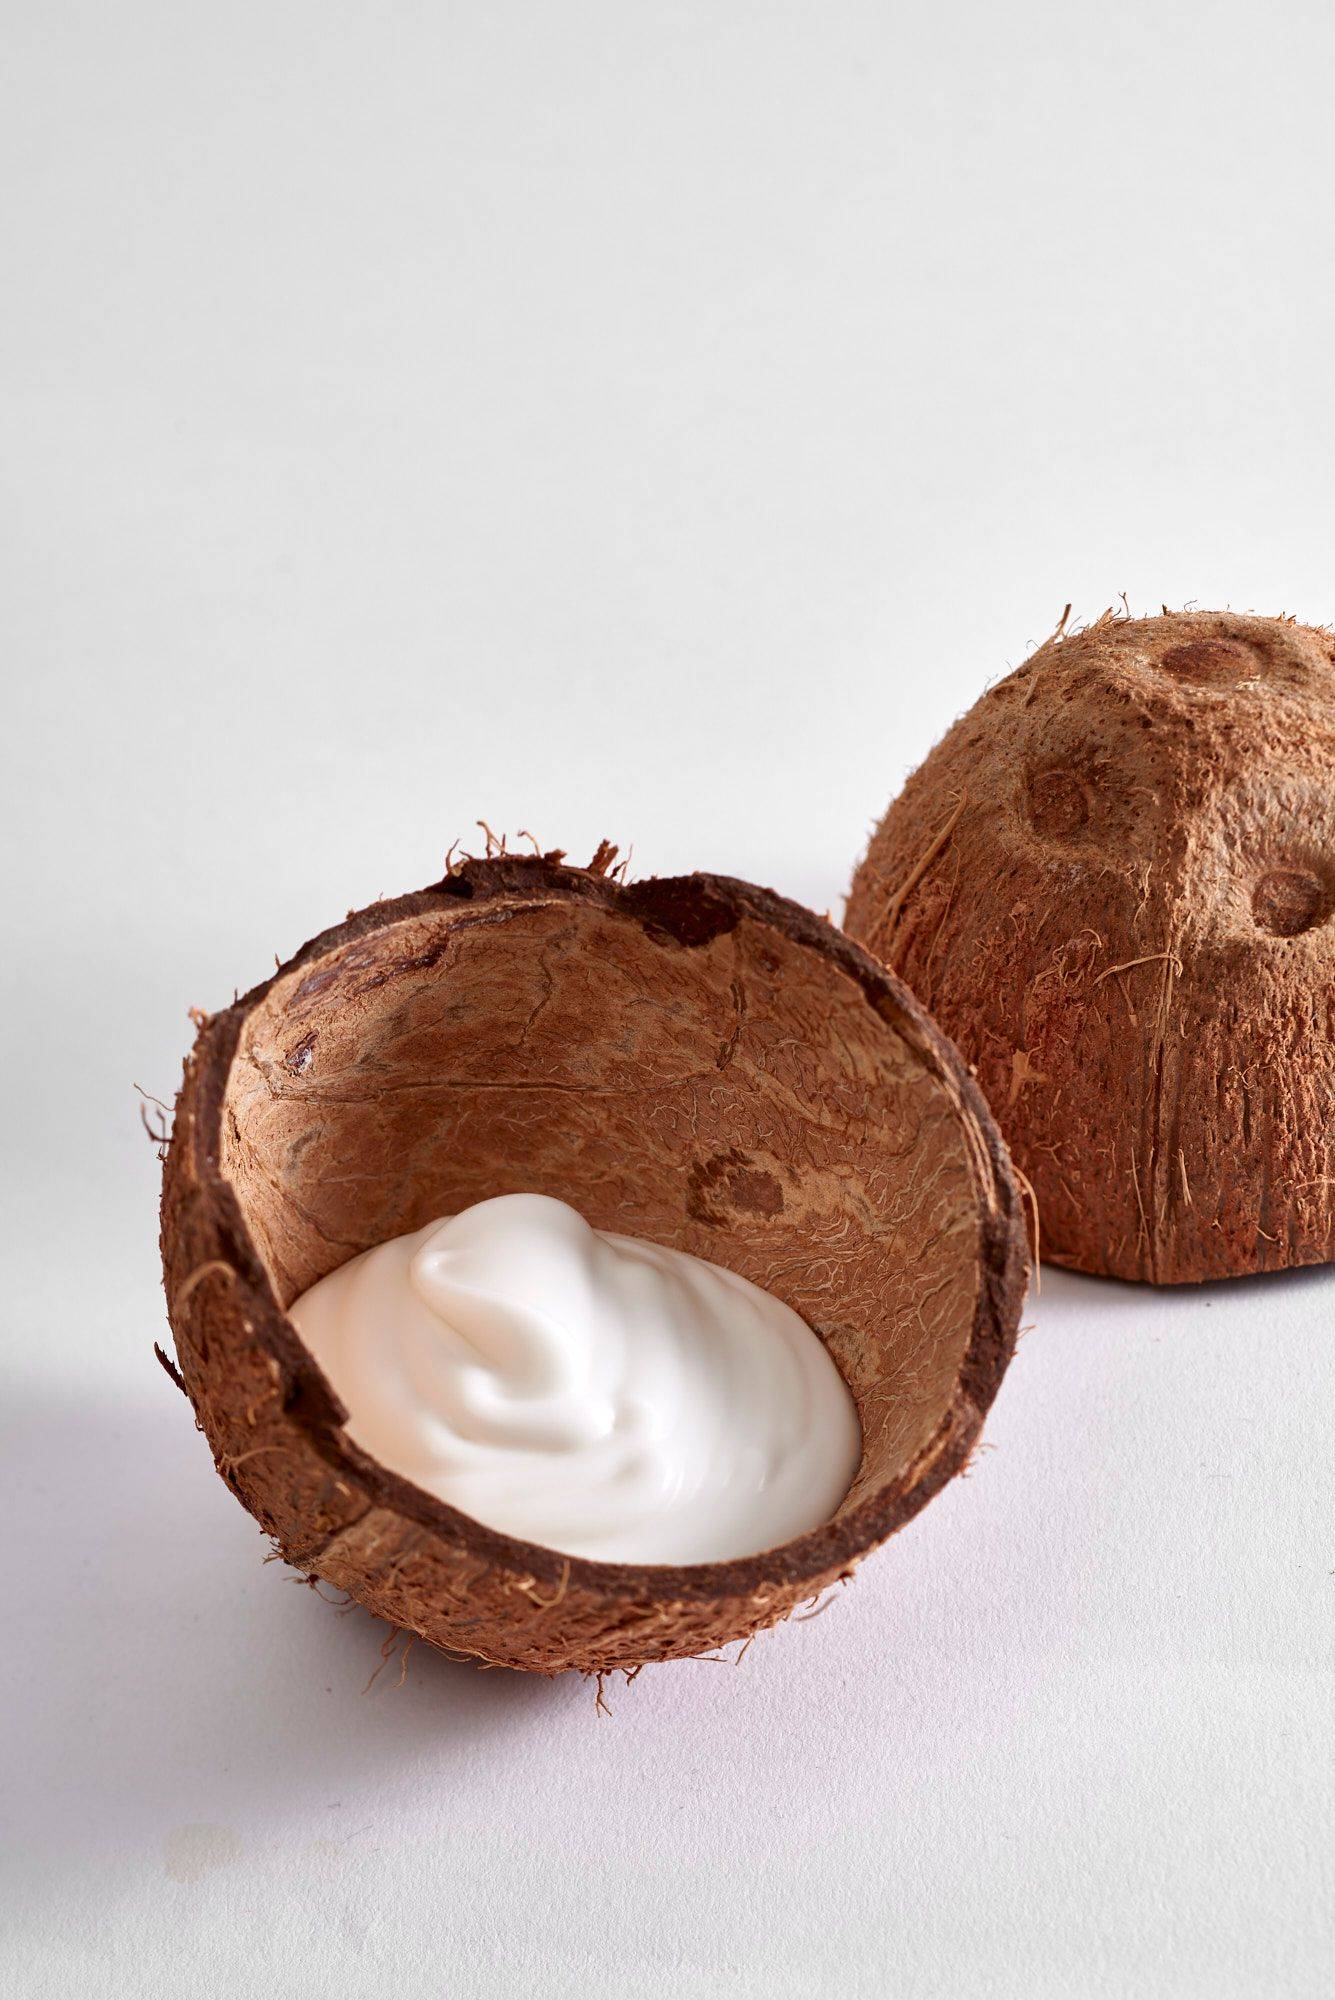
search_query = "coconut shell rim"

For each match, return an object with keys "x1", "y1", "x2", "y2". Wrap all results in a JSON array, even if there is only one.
[{"x1": 166, "y1": 853, "x2": 1028, "y2": 1603}]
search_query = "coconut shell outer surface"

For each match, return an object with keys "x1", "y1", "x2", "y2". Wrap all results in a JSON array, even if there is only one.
[
  {"x1": 161, "y1": 854, "x2": 1026, "y2": 1674},
  {"x1": 846, "y1": 610, "x2": 1335, "y2": 1285}
]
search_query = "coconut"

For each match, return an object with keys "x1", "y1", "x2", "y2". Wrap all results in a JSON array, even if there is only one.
[
  {"x1": 846, "y1": 609, "x2": 1335, "y2": 1285},
  {"x1": 160, "y1": 848, "x2": 1026, "y2": 1674}
]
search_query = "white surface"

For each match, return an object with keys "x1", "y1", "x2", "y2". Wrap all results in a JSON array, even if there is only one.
[{"x1": 2, "y1": 4, "x2": 1333, "y2": 1995}]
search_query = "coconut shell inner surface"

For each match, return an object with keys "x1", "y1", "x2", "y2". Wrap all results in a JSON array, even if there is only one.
[{"x1": 162, "y1": 855, "x2": 1025, "y2": 1673}]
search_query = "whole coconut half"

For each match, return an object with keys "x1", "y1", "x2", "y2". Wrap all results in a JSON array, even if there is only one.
[
  {"x1": 846, "y1": 609, "x2": 1335, "y2": 1285},
  {"x1": 160, "y1": 850, "x2": 1026, "y2": 1674}
]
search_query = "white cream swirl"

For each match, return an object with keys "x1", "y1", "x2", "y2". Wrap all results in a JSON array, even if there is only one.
[{"x1": 288, "y1": 1192, "x2": 860, "y2": 1564}]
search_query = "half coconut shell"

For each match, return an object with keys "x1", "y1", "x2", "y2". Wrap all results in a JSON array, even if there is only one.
[
  {"x1": 160, "y1": 852, "x2": 1026, "y2": 1674},
  {"x1": 846, "y1": 609, "x2": 1335, "y2": 1283}
]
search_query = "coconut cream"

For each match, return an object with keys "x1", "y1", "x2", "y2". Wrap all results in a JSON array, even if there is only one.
[{"x1": 287, "y1": 1192, "x2": 860, "y2": 1564}]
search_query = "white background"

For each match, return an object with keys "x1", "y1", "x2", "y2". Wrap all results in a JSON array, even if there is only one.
[{"x1": 3, "y1": 4, "x2": 1333, "y2": 1995}]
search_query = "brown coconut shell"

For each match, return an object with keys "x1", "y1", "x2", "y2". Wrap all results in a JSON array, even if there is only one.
[
  {"x1": 847, "y1": 608, "x2": 1335, "y2": 1285},
  {"x1": 160, "y1": 850, "x2": 1027, "y2": 1675}
]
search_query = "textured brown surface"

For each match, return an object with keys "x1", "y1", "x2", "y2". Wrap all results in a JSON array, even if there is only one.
[
  {"x1": 161, "y1": 854, "x2": 1026, "y2": 1673},
  {"x1": 846, "y1": 609, "x2": 1335, "y2": 1284}
]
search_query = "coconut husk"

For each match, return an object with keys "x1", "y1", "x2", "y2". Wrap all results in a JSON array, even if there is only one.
[
  {"x1": 161, "y1": 852, "x2": 1026, "y2": 1672},
  {"x1": 847, "y1": 609, "x2": 1335, "y2": 1283}
]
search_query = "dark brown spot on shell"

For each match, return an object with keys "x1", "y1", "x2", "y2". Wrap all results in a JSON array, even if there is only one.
[
  {"x1": 1025, "y1": 767, "x2": 1089, "y2": 839},
  {"x1": 1159, "y1": 638, "x2": 1258, "y2": 688},
  {"x1": 284, "y1": 1032, "x2": 317, "y2": 1075},
  {"x1": 686, "y1": 1149, "x2": 785, "y2": 1225},
  {"x1": 1251, "y1": 866, "x2": 1331, "y2": 938}
]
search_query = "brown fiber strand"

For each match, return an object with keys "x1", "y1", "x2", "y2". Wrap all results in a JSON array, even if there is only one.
[
  {"x1": 520, "y1": 1561, "x2": 571, "y2": 1611},
  {"x1": 792, "y1": 1591, "x2": 839, "y2": 1622},
  {"x1": 362, "y1": 1625, "x2": 404, "y2": 1695},
  {"x1": 1011, "y1": 1163, "x2": 1042, "y2": 1293},
  {"x1": 1090, "y1": 951, "x2": 1184, "y2": 989},
  {"x1": 882, "y1": 792, "x2": 967, "y2": 937},
  {"x1": 174, "y1": 1259, "x2": 238, "y2": 1309}
]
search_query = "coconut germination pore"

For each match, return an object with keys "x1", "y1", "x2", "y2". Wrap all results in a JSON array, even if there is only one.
[{"x1": 288, "y1": 1192, "x2": 861, "y2": 1564}]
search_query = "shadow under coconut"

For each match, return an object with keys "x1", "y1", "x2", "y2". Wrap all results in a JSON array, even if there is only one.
[
  {"x1": 2, "y1": 1387, "x2": 585, "y2": 1902},
  {"x1": 1036, "y1": 1255, "x2": 1335, "y2": 1316}
]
